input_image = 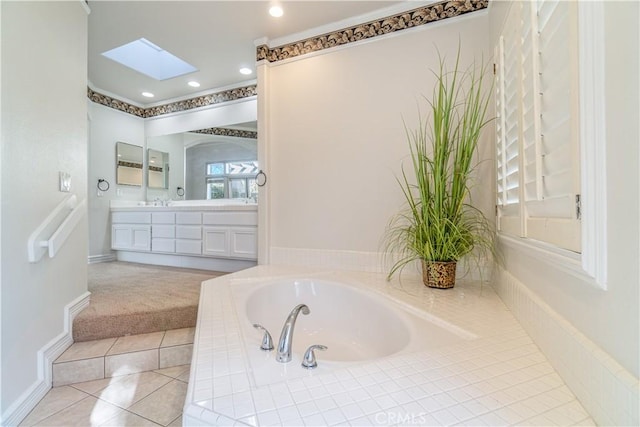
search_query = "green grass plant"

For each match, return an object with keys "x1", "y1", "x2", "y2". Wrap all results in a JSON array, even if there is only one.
[{"x1": 384, "y1": 49, "x2": 494, "y2": 281}]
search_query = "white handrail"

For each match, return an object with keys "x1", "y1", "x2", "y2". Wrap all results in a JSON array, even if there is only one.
[{"x1": 27, "y1": 194, "x2": 86, "y2": 263}]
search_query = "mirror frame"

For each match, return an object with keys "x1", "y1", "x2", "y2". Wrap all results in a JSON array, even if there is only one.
[{"x1": 116, "y1": 141, "x2": 143, "y2": 186}]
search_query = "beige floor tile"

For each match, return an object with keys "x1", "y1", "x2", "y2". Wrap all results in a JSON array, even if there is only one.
[
  {"x1": 176, "y1": 369, "x2": 190, "y2": 383},
  {"x1": 55, "y1": 338, "x2": 117, "y2": 363},
  {"x1": 33, "y1": 396, "x2": 124, "y2": 426},
  {"x1": 154, "y1": 364, "x2": 190, "y2": 379},
  {"x1": 19, "y1": 386, "x2": 90, "y2": 426},
  {"x1": 53, "y1": 357, "x2": 105, "y2": 387},
  {"x1": 99, "y1": 410, "x2": 163, "y2": 426},
  {"x1": 128, "y1": 380, "x2": 188, "y2": 426},
  {"x1": 160, "y1": 328, "x2": 195, "y2": 348},
  {"x1": 167, "y1": 415, "x2": 183, "y2": 426},
  {"x1": 93, "y1": 372, "x2": 174, "y2": 409},
  {"x1": 70, "y1": 377, "x2": 114, "y2": 395},
  {"x1": 107, "y1": 332, "x2": 166, "y2": 356},
  {"x1": 159, "y1": 344, "x2": 192, "y2": 369},
  {"x1": 105, "y1": 349, "x2": 159, "y2": 377}
]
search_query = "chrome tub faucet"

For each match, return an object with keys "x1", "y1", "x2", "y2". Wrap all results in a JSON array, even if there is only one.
[{"x1": 276, "y1": 304, "x2": 310, "y2": 363}]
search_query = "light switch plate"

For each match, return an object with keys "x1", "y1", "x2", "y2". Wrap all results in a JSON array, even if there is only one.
[{"x1": 59, "y1": 172, "x2": 71, "y2": 192}]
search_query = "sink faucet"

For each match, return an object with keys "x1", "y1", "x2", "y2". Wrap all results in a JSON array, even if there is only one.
[{"x1": 276, "y1": 304, "x2": 310, "y2": 363}]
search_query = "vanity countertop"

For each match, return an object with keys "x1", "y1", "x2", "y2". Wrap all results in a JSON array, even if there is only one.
[{"x1": 110, "y1": 201, "x2": 257, "y2": 212}]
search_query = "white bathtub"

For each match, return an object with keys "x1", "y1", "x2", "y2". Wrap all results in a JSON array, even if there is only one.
[{"x1": 231, "y1": 277, "x2": 471, "y2": 387}]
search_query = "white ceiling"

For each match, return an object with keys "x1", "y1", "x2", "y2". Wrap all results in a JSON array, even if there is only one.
[{"x1": 88, "y1": 1, "x2": 405, "y2": 105}]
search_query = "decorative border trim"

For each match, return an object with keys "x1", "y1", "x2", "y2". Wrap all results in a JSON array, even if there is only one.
[
  {"x1": 87, "y1": 85, "x2": 258, "y2": 119},
  {"x1": 87, "y1": 87, "x2": 145, "y2": 117},
  {"x1": 256, "y1": 0, "x2": 488, "y2": 62},
  {"x1": 191, "y1": 128, "x2": 258, "y2": 139}
]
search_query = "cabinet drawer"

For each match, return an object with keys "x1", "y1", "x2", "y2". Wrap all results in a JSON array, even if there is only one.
[
  {"x1": 176, "y1": 225, "x2": 201, "y2": 240},
  {"x1": 153, "y1": 225, "x2": 175, "y2": 239},
  {"x1": 176, "y1": 212, "x2": 202, "y2": 225},
  {"x1": 202, "y1": 211, "x2": 257, "y2": 226},
  {"x1": 176, "y1": 239, "x2": 202, "y2": 255},
  {"x1": 152, "y1": 212, "x2": 175, "y2": 224},
  {"x1": 152, "y1": 238, "x2": 175, "y2": 253},
  {"x1": 112, "y1": 212, "x2": 151, "y2": 224}
]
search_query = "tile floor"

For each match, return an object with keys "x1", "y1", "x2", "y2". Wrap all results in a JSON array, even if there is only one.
[{"x1": 20, "y1": 364, "x2": 189, "y2": 426}]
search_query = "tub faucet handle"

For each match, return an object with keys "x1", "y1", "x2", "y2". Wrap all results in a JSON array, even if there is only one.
[
  {"x1": 253, "y1": 324, "x2": 274, "y2": 351},
  {"x1": 301, "y1": 344, "x2": 327, "y2": 369}
]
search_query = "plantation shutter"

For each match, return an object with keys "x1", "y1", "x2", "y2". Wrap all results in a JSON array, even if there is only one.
[
  {"x1": 495, "y1": 4, "x2": 522, "y2": 236},
  {"x1": 495, "y1": 0, "x2": 581, "y2": 252},
  {"x1": 525, "y1": 0, "x2": 581, "y2": 252}
]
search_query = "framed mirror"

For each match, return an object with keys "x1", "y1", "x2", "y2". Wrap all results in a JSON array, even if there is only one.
[
  {"x1": 116, "y1": 141, "x2": 143, "y2": 186},
  {"x1": 146, "y1": 121, "x2": 257, "y2": 200},
  {"x1": 147, "y1": 148, "x2": 169, "y2": 189}
]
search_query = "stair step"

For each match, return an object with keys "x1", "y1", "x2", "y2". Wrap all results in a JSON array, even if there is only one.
[{"x1": 52, "y1": 328, "x2": 194, "y2": 387}]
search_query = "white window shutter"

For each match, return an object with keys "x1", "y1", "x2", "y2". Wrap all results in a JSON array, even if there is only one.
[
  {"x1": 525, "y1": 0, "x2": 581, "y2": 252},
  {"x1": 495, "y1": 5, "x2": 522, "y2": 236}
]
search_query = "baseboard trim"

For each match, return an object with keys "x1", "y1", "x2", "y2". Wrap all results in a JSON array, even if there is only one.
[
  {"x1": 0, "y1": 292, "x2": 90, "y2": 426},
  {"x1": 493, "y1": 268, "x2": 638, "y2": 426},
  {"x1": 88, "y1": 253, "x2": 116, "y2": 264},
  {"x1": 115, "y1": 251, "x2": 256, "y2": 272}
]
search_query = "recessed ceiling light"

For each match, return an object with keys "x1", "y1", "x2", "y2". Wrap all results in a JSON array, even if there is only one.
[
  {"x1": 269, "y1": 5, "x2": 283, "y2": 17},
  {"x1": 142, "y1": 92, "x2": 154, "y2": 98},
  {"x1": 188, "y1": 81, "x2": 200, "y2": 88},
  {"x1": 239, "y1": 68, "x2": 252, "y2": 75}
]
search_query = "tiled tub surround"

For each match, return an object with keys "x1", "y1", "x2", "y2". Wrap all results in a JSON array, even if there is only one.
[
  {"x1": 53, "y1": 328, "x2": 194, "y2": 387},
  {"x1": 184, "y1": 266, "x2": 595, "y2": 426}
]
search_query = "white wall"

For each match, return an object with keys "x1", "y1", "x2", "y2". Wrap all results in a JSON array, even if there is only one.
[
  {"x1": 88, "y1": 102, "x2": 145, "y2": 258},
  {"x1": 1, "y1": 0, "x2": 88, "y2": 417},
  {"x1": 490, "y1": 0, "x2": 639, "y2": 379},
  {"x1": 489, "y1": 1, "x2": 638, "y2": 424},
  {"x1": 262, "y1": 13, "x2": 492, "y2": 265}
]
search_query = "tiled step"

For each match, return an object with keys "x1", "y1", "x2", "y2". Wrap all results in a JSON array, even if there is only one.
[{"x1": 53, "y1": 328, "x2": 194, "y2": 387}]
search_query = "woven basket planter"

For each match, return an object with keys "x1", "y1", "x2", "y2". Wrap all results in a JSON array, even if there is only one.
[{"x1": 421, "y1": 260, "x2": 457, "y2": 289}]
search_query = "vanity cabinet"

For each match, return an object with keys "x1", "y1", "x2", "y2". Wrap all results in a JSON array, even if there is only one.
[{"x1": 111, "y1": 206, "x2": 256, "y2": 261}]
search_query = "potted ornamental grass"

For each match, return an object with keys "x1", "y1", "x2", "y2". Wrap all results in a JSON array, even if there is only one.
[{"x1": 384, "y1": 50, "x2": 494, "y2": 289}]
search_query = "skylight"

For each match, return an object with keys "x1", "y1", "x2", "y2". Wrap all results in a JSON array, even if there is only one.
[{"x1": 101, "y1": 38, "x2": 198, "y2": 80}]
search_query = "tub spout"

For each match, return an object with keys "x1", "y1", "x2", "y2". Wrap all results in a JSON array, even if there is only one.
[{"x1": 276, "y1": 304, "x2": 310, "y2": 363}]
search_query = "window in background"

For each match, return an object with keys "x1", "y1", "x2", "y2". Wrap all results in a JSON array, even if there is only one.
[{"x1": 206, "y1": 160, "x2": 258, "y2": 199}]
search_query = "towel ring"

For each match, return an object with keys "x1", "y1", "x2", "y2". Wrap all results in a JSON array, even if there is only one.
[
  {"x1": 255, "y1": 170, "x2": 267, "y2": 187},
  {"x1": 97, "y1": 179, "x2": 110, "y2": 192}
]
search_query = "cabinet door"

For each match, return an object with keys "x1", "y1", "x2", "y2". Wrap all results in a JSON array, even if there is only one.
[
  {"x1": 112, "y1": 225, "x2": 151, "y2": 251},
  {"x1": 229, "y1": 227, "x2": 257, "y2": 259},
  {"x1": 202, "y1": 227, "x2": 230, "y2": 256},
  {"x1": 112, "y1": 225, "x2": 133, "y2": 250},
  {"x1": 131, "y1": 226, "x2": 151, "y2": 251}
]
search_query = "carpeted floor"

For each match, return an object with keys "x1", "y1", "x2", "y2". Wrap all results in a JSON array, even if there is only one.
[{"x1": 73, "y1": 262, "x2": 225, "y2": 342}]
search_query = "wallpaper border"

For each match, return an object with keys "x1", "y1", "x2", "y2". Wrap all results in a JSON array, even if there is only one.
[
  {"x1": 87, "y1": 85, "x2": 257, "y2": 119},
  {"x1": 256, "y1": 0, "x2": 488, "y2": 62}
]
